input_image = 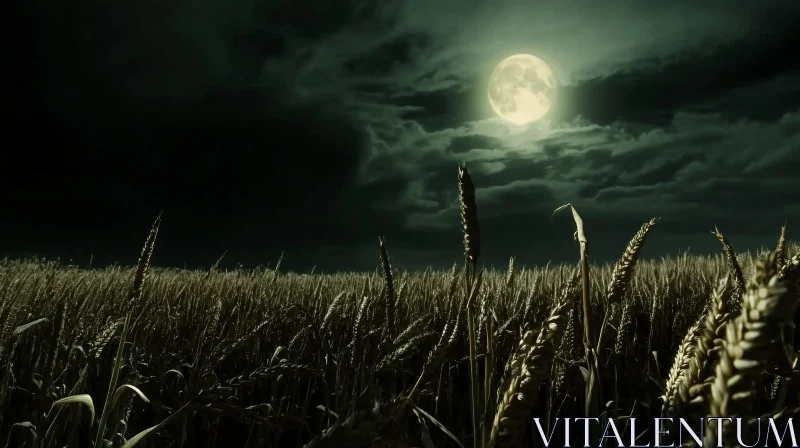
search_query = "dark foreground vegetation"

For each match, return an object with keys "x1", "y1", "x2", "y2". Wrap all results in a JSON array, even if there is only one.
[{"x1": 2, "y1": 165, "x2": 799, "y2": 448}]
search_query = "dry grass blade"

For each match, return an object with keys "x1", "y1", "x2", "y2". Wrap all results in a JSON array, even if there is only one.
[
  {"x1": 121, "y1": 400, "x2": 197, "y2": 448},
  {"x1": 109, "y1": 384, "x2": 150, "y2": 415},
  {"x1": 5, "y1": 421, "x2": 37, "y2": 448},
  {"x1": 411, "y1": 402, "x2": 464, "y2": 448},
  {"x1": 49, "y1": 394, "x2": 96, "y2": 425},
  {"x1": 11, "y1": 318, "x2": 48, "y2": 336}
]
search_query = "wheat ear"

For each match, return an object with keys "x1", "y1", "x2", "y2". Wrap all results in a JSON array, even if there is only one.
[
  {"x1": 674, "y1": 278, "x2": 733, "y2": 414},
  {"x1": 705, "y1": 253, "x2": 796, "y2": 446},
  {"x1": 711, "y1": 226, "x2": 746, "y2": 313},
  {"x1": 489, "y1": 267, "x2": 579, "y2": 448},
  {"x1": 776, "y1": 224, "x2": 787, "y2": 269},
  {"x1": 661, "y1": 319, "x2": 702, "y2": 417}
]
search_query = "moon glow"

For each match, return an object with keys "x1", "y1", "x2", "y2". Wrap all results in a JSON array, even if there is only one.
[{"x1": 488, "y1": 54, "x2": 557, "y2": 125}]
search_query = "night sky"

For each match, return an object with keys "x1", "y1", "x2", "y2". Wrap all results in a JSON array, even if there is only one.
[{"x1": 4, "y1": 0, "x2": 800, "y2": 272}]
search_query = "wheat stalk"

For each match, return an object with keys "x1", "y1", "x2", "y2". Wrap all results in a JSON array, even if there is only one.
[
  {"x1": 489, "y1": 271, "x2": 579, "y2": 448},
  {"x1": 607, "y1": 218, "x2": 659, "y2": 305},
  {"x1": 776, "y1": 224, "x2": 787, "y2": 269},
  {"x1": 458, "y1": 163, "x2": 481, "y2": 268},
  {"x1": 598, "y1": 218, "x2": 658, "y2": 354},
  {"x1": 379, "y1": 237, "x2": 396, "y2": 340},
  {"x1": 711, "y1": 227, "x2": 746, "y2": 314},
  {"x1": 661, "y1": 319, "x2": 701, "y2": 417},
  {"x1": 705, "y1": 253, "x2": 796, "y2": 446},
  {"x1": 673, "y1": 278, "x2": 733, "y2": 416},
  {"x1": 458, "y1": 162, "x2": 484, "y2": 447}
]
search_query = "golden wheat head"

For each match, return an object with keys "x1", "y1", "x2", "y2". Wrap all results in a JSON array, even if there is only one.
[{"x1": 458, "y1": 163, "x2": 481, "y2": 264}]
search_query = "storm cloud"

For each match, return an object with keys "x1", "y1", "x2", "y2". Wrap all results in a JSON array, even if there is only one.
[{"x1": 4, "y1": 0, "x2": 799, "y2": 271}]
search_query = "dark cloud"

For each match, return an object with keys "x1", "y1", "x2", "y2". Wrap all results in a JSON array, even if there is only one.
[
  {"x1": 4, "y1": 0, "x2": 800, "y2": 272},
  {"x1": 3, "y1": 0, "x2": 389, "y2": 269},
  {"x1": 478, "y1": 181, "x2": 557, "y2": 219},
  {"x1": 254, "y1": 0, "x2": 391, "y2": 39},
  {"x1": 390, "y1": 86, "x2": 479, "y2": 132},
  {"x1": 479, "y1": 158, "x2": 550, "y2": 188},
  {"x1": 446, "y1": 135, "x2": 504, "y2": 154},
  {"x1": 550, "y1": 12, "x2": 800, "y2": 125},
  {"x1": 345, "y1": 32, "x2": 430, "y2": 78}
]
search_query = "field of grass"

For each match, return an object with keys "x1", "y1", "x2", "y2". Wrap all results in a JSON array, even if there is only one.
[{"x1": 1, "y1": 166, "x2": 799, "y2": 447}]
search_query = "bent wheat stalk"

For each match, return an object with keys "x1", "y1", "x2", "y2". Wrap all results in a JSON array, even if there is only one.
[
  {"x1": 673, "y1": 278, "x2": 733, "y2": 416},
  {"x1": 598, "y1": 218, "x2": 658, "y2": 354},
  {"x1": 552, "y1": 203, "x2": 600, "y2": 422},
  {"x1": 711, "y1": 226, "x2": 745, "y2": 314},
  {"x1": 661, "y1": 318, "x2": 701, "y2": 417},
  {"x1": 705, "y1": 253, "x2": 797, "y2": 447},
  {"x1": 489, "y1": 269, "x2": 579, "y2": 448}
]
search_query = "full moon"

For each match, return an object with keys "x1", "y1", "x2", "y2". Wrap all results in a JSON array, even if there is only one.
[{"x1": 488, "y1": 54, "x2": 557, "y2": 125}]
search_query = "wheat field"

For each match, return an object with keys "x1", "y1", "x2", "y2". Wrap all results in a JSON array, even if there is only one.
[{"x1": 1, "y1": 166, "x2": 799, "y2": 447}]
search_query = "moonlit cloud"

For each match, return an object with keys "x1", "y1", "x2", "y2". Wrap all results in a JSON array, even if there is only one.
[{"x1": 7, "y1": 0, "x2": 800, "y2": 271}]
